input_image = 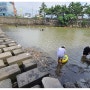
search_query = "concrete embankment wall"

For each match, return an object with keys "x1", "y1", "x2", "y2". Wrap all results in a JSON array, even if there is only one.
[{"x1": 0, "y1": 16, "x2": 58, "y2": 26}]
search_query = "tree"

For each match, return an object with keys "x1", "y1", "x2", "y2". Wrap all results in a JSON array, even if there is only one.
[
  {"x1": 39, "y1": 2, "x2": 47, "y2": 18},
  {"x1": 45, "y1": 6, "x2": 55, "y2": 19},
  {"x1": 85, "y1": 5, "x2": 90, "y2": 19},
  {"x1": 53, "y1": 5, "x2": 62, "y2": 18},
  {"x1": 68, "y1": 2, "x2": 83, "y2": 18}
]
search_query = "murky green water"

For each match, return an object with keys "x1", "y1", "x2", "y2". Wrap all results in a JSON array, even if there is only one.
[{"x1": 2, "y1": 25, "x2": 90, "y2": 84}]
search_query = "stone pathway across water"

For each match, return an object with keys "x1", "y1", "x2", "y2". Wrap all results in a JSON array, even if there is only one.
[{"x1": 0, "y1": 28, "x2": 62, "y2": 88}]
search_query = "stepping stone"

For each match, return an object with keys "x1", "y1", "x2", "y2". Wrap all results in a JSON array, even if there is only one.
[
  {"x1": 0, "y1": 40, "x2": 16, "y2": 45},
  {"x1": 0, "y1": 60, "x2": 5, "y2": 68},
  {"x1": 12, "y1": 48, "x2": 24, "y2": 55},
  {"x1": 0, "y1": 45, "x2": 6, "y2": 49},
  {"x1": 8, "y1": 43, "x2": 17, "y2": 47},
  {"x1": 22, "y1": 59, "x2": 37, "y2": 71},
  {"x1": 0, "y1": 52, "x2": 12, "y2": 63},
  {"x1": 3, "y1": 45, "x2": 22, "y2": 52},
  {"x1": 42, "y1": 77, "x2": 63, "y2": 88},
  {"x1": 0, "y1": 40, "x2": 4, "y2": 43},
  {"x1": 16, "y1": 68, "x2": 49, "y2": 88},
  {"x1": 4, "y1": 39, "x2": 13, "y2": 42},
  {"x1": 7, "y1": 53, "x2": 32, "y2": 66},
  {"x1": 0, "y1": 79, "x2": 12, "y2": 88},
  {"x1": 0, "y1": 64, "x2": 21, "y2": 81},
  {"x1": 0, "y1": 49, "x2": 2, "y2": 53},
  {"x1": 0, "y1": 38, "x2": 7, "y2": 41}
]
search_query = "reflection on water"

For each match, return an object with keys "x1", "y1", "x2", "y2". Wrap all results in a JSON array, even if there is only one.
[{"x1": 2, "y1": 25, "x2": 90, "y2": 84}]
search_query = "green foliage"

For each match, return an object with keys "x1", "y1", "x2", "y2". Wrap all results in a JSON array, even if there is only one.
[
  {"x1": 68, "y1": 2, "x2": 83, "y2": 16},
  {"x1": 39, "y1": 2, "x2": 89, "y2": 26},
  {"x1": 39, "y1": 2, "x2": 47, "y2": 18},
  {"x1": 85, "y1": 5, "x2": 90, "y2": 17},
  {"x1": 81, "y1": 20, "x2": 87, "y2": 27},
  {"x1": 58, "y1": 14, "x2": 76, "y2": 26}
]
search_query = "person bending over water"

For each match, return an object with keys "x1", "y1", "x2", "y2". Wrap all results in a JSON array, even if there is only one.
[{"x1": 83, "y1": 46, "x2": 90, "y2": 56}]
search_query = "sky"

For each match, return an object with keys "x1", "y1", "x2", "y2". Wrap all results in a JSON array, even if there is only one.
[
  {"x1": 15, "y1": 2, "x2": 71, "y2": 17},
  {"x1": 14, "y1": 1, "x2": 90, "y2": 17},
  {"x1": 0, "y1": 0, "x2": 90, "y2": 17}
]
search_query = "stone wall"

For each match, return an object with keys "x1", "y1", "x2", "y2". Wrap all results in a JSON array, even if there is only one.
[{"x1": 0, "y1": 16, "x2": 58, "y2": 26}]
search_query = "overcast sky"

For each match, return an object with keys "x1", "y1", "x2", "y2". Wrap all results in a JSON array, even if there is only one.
[
  {"x1": 14, "y1": 1, "x2": 90, "y2": 17},
  {"x1": 15, "y1": 2, "x2": 70, "y2": 16}
]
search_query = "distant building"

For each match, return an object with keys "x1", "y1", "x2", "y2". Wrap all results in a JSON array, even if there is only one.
[
  {"x1": 24, "y1": 13, "x2": 31, "y2": 18},
  {"x1": 0, "y1": 2, "x2": 17, "y2": 16}
]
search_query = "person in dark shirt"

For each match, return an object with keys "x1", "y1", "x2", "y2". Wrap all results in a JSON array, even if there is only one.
[{"x1": 83, "y1": 46, "x2": 90, "y2": 56}]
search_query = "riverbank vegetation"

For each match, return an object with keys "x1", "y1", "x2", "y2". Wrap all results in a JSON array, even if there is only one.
[{"x1": 39, "y1": 2, "x2": 90, "y2": 27}]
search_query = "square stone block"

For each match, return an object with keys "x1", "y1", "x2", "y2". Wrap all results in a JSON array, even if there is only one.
[
  {"x1": 3, "y1": 45, "x2": 22, "y2": 52},
  {"x1": 17, "y1": 68, "x2": 49, "y2": 88},
  {"x1": 0, "y1": 51, "x2": 12, "y2": 60},
  {"x1": 8, "y1": 43, "x2": 17, "y2": 47},
  {"x1": 12, "y1": 48, "x2": 24, "y2": 55},
  {"x1": 0, "y1": 60, "x2": 5, "y2": 68},
  {"x1": 22, "y1": 59, "x2": 37, "y2": 71},
  {"x1": 0, "y1": 40, "x2": 4, "y2": 43},
  {"x1": 7, "y1": 53, "x2": 32, "y2": 65},
  {"x1": 0, "y1": 49, "x2": 2, "y2": 54},
  {"x1": 0, "y1": 45, "x2": 6, "y2": 49},
  {"x1": 42, "y1": 77, "x2": 63, "y2": 88},
  {"x1": 0, "y1": 64, "x2": 21, "y2": 81},
  {"x1": 0, "y1": 78, "x2": 12, "y2": 88}
]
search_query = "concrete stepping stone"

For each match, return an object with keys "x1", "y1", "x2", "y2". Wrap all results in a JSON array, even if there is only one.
[
  {"x1": 0, "y1": 60, "x2": 5, "y2": 68},
  {"x1": 22, "y1": 59, "x2": 37, "y2": 71},
  {"x1": 16, "y1": 68, "x2": 49, "y2": 88},
  {"x1": 42, "y1": 77, "x2": 63, "y2": 88},
  {"x1": 0, "y1": 51, "x2": 12, "y2": 62},
  {"x1": 0, "y1": 34, "x2": 6, "y2": 38},
  {"x1": 0, "y1": 78, "x2": 12, "y2": 88},
  {"x1": 0, "y1": 45, "x2": 6, "y2": 49},
  {"x1": 0, "y1": 64, "x2": 21, "y2": 81},
  {"x1": 7, "y1": 53, "x2": 32, "y2": 66},
  {"x1": 4, "y1": 39, "x2": 13, "y2": 42},
  {"x1": 12, "y1": 48, "x2": 24, "y2": 55},
  {"x1": 0, "y1": 40, "x2": 4, "y2": 43},
  {"x1": 0, "y1": 40, "x2": 16, "y2": 45},
  {"x1": 8, "y1": 43, "x2": 17, "y2": 47},
  {"x1": 0, "y1": 38, "x2": 8, "y2": 41},
  {"x1": 3, "y1": 45, "x2": 22, "y2": 52},
  {"x1": 0, "y1": 49, "x2": 2, "y2": 53}
]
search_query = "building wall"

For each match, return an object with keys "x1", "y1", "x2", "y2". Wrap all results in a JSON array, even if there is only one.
[
  {"x1": 0, "y1": 2, "x2": 15, "y2": 16},
  {"x1": 7, "y1": 3, "x2": 14, "y2": 16},
  {"x1": 0, "y1": 2, "x2": 7, "y2": 16}
]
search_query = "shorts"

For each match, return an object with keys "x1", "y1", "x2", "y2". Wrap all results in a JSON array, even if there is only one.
[
  {"x1": 58, "y1": 57, "x2": 63, "y2": 60},
  {"x1": 58, "y1": 56, "x2": 63, "y2": 63}
]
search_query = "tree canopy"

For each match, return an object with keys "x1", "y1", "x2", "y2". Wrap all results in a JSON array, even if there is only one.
[{"x1": 39, "y1": 2, "x2": 90, "y2": 26}]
